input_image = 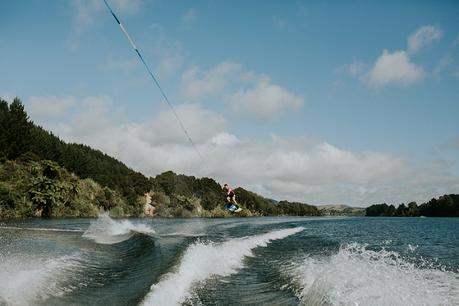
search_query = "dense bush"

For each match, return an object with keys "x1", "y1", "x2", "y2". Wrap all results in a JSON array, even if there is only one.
[{"x1": 0, "y1": 159, "x2": 132, "y2": 218}]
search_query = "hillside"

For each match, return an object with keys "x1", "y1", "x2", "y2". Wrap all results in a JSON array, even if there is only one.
[
  {"x1": 148, "y1": 171, "x2": 321, "y2": 217},
  {"x1": 0, "y1": 97, "x2": 322, "y2": 218},
  {"x1": 317, "y1": 204, "x2": 366, "y2": 216},
  {"x1": 0, "y1": 159, "x2": 140, "y2": 218}
]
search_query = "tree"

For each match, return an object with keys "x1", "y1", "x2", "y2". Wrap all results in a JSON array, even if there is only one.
[
  {"x1": 407, "y1": 202, "x2": 419, "y2": 216},
  {"x1": 0, "y1": 183, "x2": 15, "y2": 209},
  {"x1": 396, "y1": 203, "x2": 407, "y2": 216},
  {"x1": 366, "y1": 203, "x2": 389, "y2": 216},
  {"x1": 0, "y1": 99, "x2": 9, "y2": 159},
  {"x1": 4, "y1": 98, "x2": 32, "y2": 159}
]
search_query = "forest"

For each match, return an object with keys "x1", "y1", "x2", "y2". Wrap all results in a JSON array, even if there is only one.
[
  {"x1": 365, "y1": 195, "x2": 459, "y2": 217},
  {"x1": 0, "y1": 97, "x2": 320, "y2": 218},
  {"x1": 3, "y1": 97, "x2": 455, "y2": 219}
]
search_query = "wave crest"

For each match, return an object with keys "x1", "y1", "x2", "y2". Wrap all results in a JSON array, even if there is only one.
[
  {"x1": 142, "y1": 227, "x2": 304, "y2": 306},
  {"x1": 83, "y1": 213, "x2": 155, "y2": 244}
]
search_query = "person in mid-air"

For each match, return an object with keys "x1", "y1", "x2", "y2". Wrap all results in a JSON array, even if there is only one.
[{"x1": 222, "y1": 183, "x2": 238, "y2": 206}]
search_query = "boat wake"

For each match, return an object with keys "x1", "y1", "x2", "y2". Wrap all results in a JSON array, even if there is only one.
[
  {"x1": 289, "y1": 242, "x2": 459, "y2": 306},
  {"x1": 82, "y1": 213, "x2": 156, "y2": 244},
  {"x1": 141, "y1": 226, "x2": 304, "y2": 306},
  {"x1": 0, "y1": 253, "x2": 85, "y2": 306}
]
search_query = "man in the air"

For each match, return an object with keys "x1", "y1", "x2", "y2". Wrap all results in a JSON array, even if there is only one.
[{"x1": 222, "y1": 183, "x2": 239, "y2": 207}]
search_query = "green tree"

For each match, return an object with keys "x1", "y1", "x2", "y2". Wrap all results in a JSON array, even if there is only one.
[
  {"x1": 4, "y1": 98, "x2": 32, "y2": 159},
  {"x1": 396, "y1": 203, "x2": 407, "y2": 216},
  {"x1": 407, "y1": 202, "x2": 419, "y2": 216},
  {"x1": 0, "y1": 99, "x2": 10, "y2": 159}
]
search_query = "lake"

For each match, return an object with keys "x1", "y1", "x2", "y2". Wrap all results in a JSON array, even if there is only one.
[{"x1": 0, "y1": 216, "x2": 458, "y2": 306}]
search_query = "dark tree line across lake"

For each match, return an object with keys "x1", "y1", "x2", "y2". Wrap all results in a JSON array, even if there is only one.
[{"x1": 365, "y1": 194, "x2": 459, "y2": 217}]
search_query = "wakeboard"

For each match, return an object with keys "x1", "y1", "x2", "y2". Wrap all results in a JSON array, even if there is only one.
[{"x1": 224, "y1": 203, "x2": 242, "y2": 212}]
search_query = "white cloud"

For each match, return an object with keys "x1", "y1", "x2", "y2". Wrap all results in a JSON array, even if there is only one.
[
  {"x1": 140, "y1": 103, "x2": 226, "y2": 146},
  {"x1": 407, "y1": 25, "x2": 443, "y2": 54},
  {"x1": 71, "y1": 0, "x2": 143, "y2": 32},
  {"x1": 31, "y1": 95, "x2": 125, "y2": 140},
  {"x1": 366, "y1": 50, "x2": 424, "y2": 88},
  {"x1": 180, "y1": 61, "x2": 303, "y2": 118},
  {"x1": 346, "y1": 60, "x2": 367, "y2": 77},
  {"x1": 341, "y1": 25, "x2": 443, "y2": 89},
  {"x1": 26, "y1": 95, "x2": 459, "y2": 206},
  {"x1": 229, "y1": 76, "x2": 303, "y2": 119},
  {"x1": 180, "y1": 62, "x2": 244, "y2": 101},
  {"x1": 209, "y1": 133, "x2": 239, "y2": 146},
  {"x1": 28, "y1": 96, "x2": 75, "y2": 118},
  {"x1": 181, "y1": 8, "x2": 198, "y2": 26},
  {"x1": 70, "y1": 95, "x2": 119, "y2": 137},
  {"x1": 0, "y1": 92, "x2": 17, "y2": 103}
]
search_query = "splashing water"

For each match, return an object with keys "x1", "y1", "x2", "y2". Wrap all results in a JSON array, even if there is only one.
[
  {"x1": 0, "y1": 254, "x2": 84, "y2": 306},
  {"x1": 291, "y1": 243, "x2": 459, "y2": 306},
  {"x1": 83, "y1": 213, "x2": 155, "y2": 244}
]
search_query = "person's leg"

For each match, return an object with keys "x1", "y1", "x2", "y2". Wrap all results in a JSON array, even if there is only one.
[{"x1": 232, "y1": 195, "x2": 238, "y2": 205}]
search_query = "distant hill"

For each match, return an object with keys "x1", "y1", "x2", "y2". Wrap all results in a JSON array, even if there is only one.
[{"x1": 317, "y1": 204, "x2": 365, "y2": 216}]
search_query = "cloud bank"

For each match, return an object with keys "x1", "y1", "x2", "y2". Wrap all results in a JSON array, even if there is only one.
[{"x1": 25, "y1": 95, "x2": 459, "y2": 207}]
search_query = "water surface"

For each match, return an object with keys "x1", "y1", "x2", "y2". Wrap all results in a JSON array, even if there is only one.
[{"x1": 0, "y1": 216, "x2": 457, "y2": 306}]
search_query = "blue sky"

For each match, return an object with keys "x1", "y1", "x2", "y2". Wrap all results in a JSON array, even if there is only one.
[{"x1": 1, "y1": 0, "x2": 458, "y2": 206}]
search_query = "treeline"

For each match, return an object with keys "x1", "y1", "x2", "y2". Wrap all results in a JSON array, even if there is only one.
[
  {"x1": 0, "y1": 98, "x2": 149, "y2": 204},
  {"x1": 235, "y1": 188, "x2": 321, "y2": 216},
  {"x1": 365, "y1": 194, "x2": 459, "y2": 217},
  {"x1": 150, "y1": 171, "x2": 321, "y2": 216},
  {"x1": 1, "y1": 97, "x2": 320, "y2": 218}
]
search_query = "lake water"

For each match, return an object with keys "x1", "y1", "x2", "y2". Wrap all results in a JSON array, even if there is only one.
[{"x1": 0, "y1": 215, "x2": 458, "y2": 306}]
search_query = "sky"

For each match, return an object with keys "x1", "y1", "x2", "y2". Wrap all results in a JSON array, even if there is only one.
[{"x1": 1, "y1": 0, "x2": 459, "y2": 206}]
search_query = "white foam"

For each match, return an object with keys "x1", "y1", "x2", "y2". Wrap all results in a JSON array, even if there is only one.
[
  {"x1": 83, "y1": 213, "x2": 155, "y2": 244},
  {"x1": 407, "y1": 244, "x2": 418, "y2": 252},
  {"x1": 291, "y1": 243, "x2": 459, "y2": 306},
  {"x1": 142, "y1": 227, "x2": 304, "y2": 306},
  {"x1": 0, "y1": 253, "x2": 83, "y2": 306}
]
